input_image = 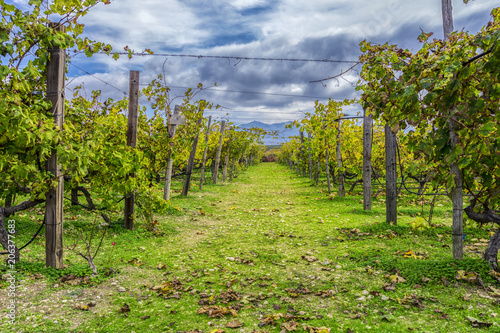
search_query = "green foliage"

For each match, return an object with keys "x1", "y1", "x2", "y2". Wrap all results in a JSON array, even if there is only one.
[
  {"x1": 0, "y1": 0, "x2": 114, "y2": 202},
  {"x1": 358, "y1": 8, "x2": 500, "y2": 213}
]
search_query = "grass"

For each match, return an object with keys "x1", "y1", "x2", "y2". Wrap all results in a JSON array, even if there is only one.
[{"x1": 1, "y1": 162, "x2": 499, "y2": 332}]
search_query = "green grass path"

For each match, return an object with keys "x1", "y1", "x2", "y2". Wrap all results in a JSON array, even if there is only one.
[{"x1": 4, "y1": 162, "x2": 497, "y2": 332}]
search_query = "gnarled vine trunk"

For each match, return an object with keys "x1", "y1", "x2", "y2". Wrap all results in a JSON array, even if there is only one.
[
  {"x1": 485, "y1": 229, "x2": 500, "y2": 272},
  {"x1": 0, "y1": 200, "x2": 44, "y2": 263},
  {"x1": 0, "y1": 207, "x2": 19, "y2": 263},
  {"x1": 465, "y1": 199, "x2": 500, "y2": 271}
]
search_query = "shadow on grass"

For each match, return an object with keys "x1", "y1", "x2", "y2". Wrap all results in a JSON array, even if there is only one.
[
  {"x1": 351, "y1": 252, "x2": 495, "y2": 285},
  {"x1": 345, "y1": 221, "x2": 496, "y2": 284}
]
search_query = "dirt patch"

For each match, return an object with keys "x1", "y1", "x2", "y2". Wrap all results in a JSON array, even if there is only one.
[{"x1": 0, "y1": 265, "x2": 168, "y2": 331}]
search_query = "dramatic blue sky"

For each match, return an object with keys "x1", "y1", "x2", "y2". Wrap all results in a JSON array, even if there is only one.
[{"x1": 10, "y1": 0, "x2": 500, "y2": 124}]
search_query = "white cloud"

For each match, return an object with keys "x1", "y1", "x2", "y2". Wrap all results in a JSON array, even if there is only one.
[
  {"x1": 64, "y1": 0, "x2": 499, "y2": 124},
  {"x1": 225, "y1": 0, "x2": 268, "y2": 10},
  {"x1": 79, "y1": 0, "x2": 209, "y2": 50}
]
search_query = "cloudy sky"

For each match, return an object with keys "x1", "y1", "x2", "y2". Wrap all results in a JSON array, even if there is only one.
[{"x1": 12, "y1": 0, "x2": 500, "y2": 124}]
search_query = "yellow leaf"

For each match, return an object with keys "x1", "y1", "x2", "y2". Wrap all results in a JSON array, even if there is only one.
[
  {"x1": 455, "y1": 270, "x2": 478, "y2": 283},
  {"x1": 403, "y1": 250, "x2": 414, "y2": 258},
  {"x1": 390, "y1": 274, "x2": 406, "y2": 283}
]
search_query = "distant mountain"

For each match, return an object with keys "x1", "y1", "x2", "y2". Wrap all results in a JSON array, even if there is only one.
[{"x1": 238, "y1": 121, "x2": 301, "y2": 145}]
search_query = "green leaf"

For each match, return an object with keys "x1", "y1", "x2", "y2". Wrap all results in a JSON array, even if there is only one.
[{"x1": 479, "y1": 122, "x2": 496, "y2": 135}]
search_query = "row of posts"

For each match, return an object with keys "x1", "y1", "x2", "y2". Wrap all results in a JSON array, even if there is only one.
[
  {"x1": 126, "y1": 73, "x2": 233, "y2": 225},
  {"x1": 46, "y1": 58, "x2": 232, "y2": 267},
  {"x1": 42, "y1": 21, "x2": 463, "y2": 267},
  {"x1": 294, "y1": 109, "x2": 462, "y2": 259},
  {"x1": 293, "y1": 113, "x2": 396, "y2": 222}
]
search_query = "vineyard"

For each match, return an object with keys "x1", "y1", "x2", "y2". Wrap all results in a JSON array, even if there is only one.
[{"x1": 1, "y1": 0, "x2": 500, "y2": 332}]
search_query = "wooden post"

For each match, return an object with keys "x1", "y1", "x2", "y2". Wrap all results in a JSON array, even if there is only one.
[
  {"x1": 450, "y1": 120, "x2": 464, "y2": 259},
  {"x1": 212, "y1": 121, "x2": 226, "y2": 184},
  {"x1": 199, "y1": 116, "x2": 212, "y2": 190},
  {"x1": 182, "y1": 108, "x2": 204, "y2": 196},
  {"x1": 441, "y1": 0, "x2": 463, "y2": 259},
  {"x1": 229, "y1": 161, "x2": 235, "y2": 182},
  {"x1": 441, "y1": 0, "x2": 454, "y2": 39},
  {"x1": 45, "y1": 22, "x2": 65, "y2": 268},
  {"x1": 299, "y1": 131, "x2": 306, "y2": 177},
  {"x1": 322, "y1": 120, "x2": 331, "y2": 192},
  {"x1": 295, "y1": 149, "x2": 300, "y2": 175},
  {"x1": 325, "y1": 141, "x2": 331, "y2": 192},
  {"x1": 385, "y1": 123, "x2": 397, "y2": 225},
  {"x1": 363, "y1": 110, "x2": 373, "y2": 210},
  {"x1": 308, "y1": 132, "x2": 313, "y2": 180},
  {"x1": 222, "y1": 128, "x2": 231, "y2": 183},
  {"x1": 124, "y1": 70, "x2": 139, "y2": 230},
  {"x1": 315, "y1": 158, "x2": 320, "y2": 186},
  {"x1": 336, "y1": 120, "x2": 345, "y2": 197},
  {"x1": 164, "y1": 105, "x2": 184, "y2": 200}
]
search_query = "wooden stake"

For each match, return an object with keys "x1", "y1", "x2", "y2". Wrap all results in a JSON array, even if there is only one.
[
  {"x1": 363, "y1": 110, "x2": 373, "y2": 210},
  {"x1": 164, "y1": 105, "x2": 183, "y2": 200},
  {"x1": 325, "y1": 145, "x2": 331, "y2": 192},
  {"x1": 323, "y1": 120, "x2": 331, "y2": 192},
  {"x1": 182, "y1": 107, "x2": 204, "y2": 196},
  {"x1": 199, "y1": 116, "x2": 212, "y2": 190},
  {"x1": 441, "y1": 0, "x2": 454, "y2": 40},
  {"x1": 222, "y1": 128, "x2": 231, "y2": 183},
  {"x1": 316, "y1": 158, "x2": 321, "y2": 186},
  {"x1": 385, "y1": 123, "x2": 397, "y2": 225},
  {"x1": 229, "y1": 161, "x2": 235, "y2": 182},
  {"x1": 308, "y1": 132, "x2": 313, "y2": 180},
  {"x1": 450, "y1": 110, "x2": 464, "y2": 259},
  {"x1": 45, "y1": 22, "x2": 65, "y2": 268},
  {"x1": 212, "y1": 121, "x2": 226, "y2": 184},
  {"x1": 336, "y1": 120, "x2": 345, "y2": 197},
  {"x1": 442, "y1": 0, "x2": 463, "y2": 259},
  {"x1": 124, "y1": 70, "x2": 139, "y2": 230},
  {"x1": 299, "y1": 131, "x2": 306, "y2": 177}
]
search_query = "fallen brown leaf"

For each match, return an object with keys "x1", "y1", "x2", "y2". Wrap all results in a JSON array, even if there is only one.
[
  {"x1": 119, "y1": 303, "x2": 130, "y2": 313},
  {"x1": 226, "y1": 320, "x2": 244, "y2": 328}
]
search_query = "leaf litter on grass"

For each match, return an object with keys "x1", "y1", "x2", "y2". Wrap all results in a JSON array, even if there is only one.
[{"x1": 11, "y1": 163, "x2": 500, "y2": 332}]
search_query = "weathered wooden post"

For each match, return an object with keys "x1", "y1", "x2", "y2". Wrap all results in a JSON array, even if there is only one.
[
  {"x1": 316, "y1": 159, "x2": 321, "y2": 186},
  {"x1": 385, "y1": 123, "x2": 397, "y2": 225},
  {"x1": 325, "y1": 142, "x2": 331, "y2": 192},
  {"x1": 441, "y1": 0, "x2": 463, "y2": 260},
  {"x1": 124, "y1": 70, "x2": 140, "y2": 230},
  {"x1": 182, "y1": 107, "x2": 204, "y2": 196},
  {"x1": 45, "y1": 22, "x2": 65, "y2": 268},
  {"x1": 308, "y1": 132, "x2": 313, "y2": 180},
  {"x1": 164, "y1": 106, "x2": 185, "y2": 200},
  {"x1": 363, "y1": 110, "x2": 373, "y2": 210},
  {"x1": 299, "y1": 131, "x2": 306, "y2": 177},
  {"x1": 229, "y1": 160, "x2": 235, "y2": 182},
  {"x1": 199, "y1": 116, "x2": 212, "y2": 190},
  {"x1": 322, "y1": 120, "x2": 332, "y2": 192},
  {"x1": 336, "y1": 119, "x2": 345, "y2": 197},
  {"x1": 222, "y1": 127, "x2": 231, "y2": 183},
  {"x1": 441, "y1": 0, "x2": 454, "y2": 39},
  {"x1": 212, "y1": 121, "x2": 226, "y2": 184}
]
